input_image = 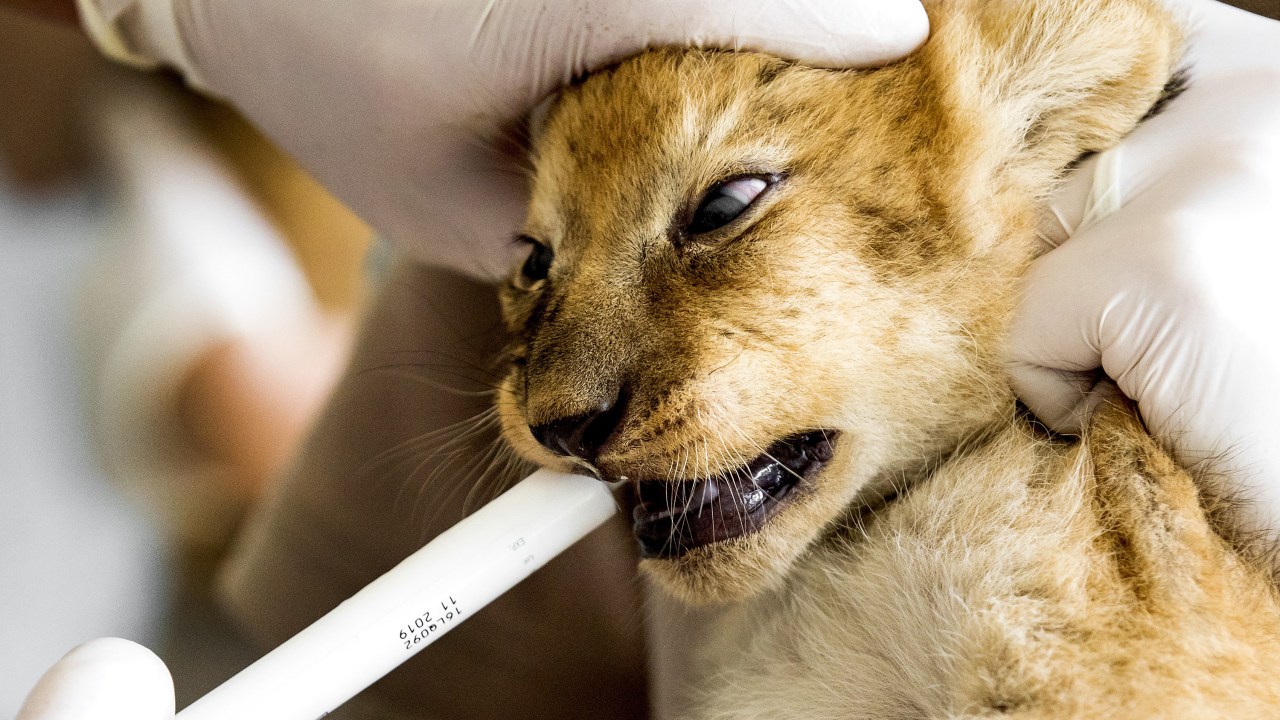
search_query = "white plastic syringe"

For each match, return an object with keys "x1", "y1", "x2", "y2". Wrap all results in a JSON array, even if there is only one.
[{"x1": 176, "y1": 468, "x2": 617, "y2": 720}]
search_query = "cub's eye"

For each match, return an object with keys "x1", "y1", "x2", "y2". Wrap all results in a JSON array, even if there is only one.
[
  {"x1": 687, "y1": 175, "x2": 771, "y2": 235},
  {"x1": 519, "y1": 236, "x2": 554, "y2": 282}
]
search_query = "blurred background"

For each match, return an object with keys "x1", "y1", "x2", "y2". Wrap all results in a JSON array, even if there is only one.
[
  {"x1": 0, "y1": 6, "x2": 371, "y2": 713},
  {"x1": 1, "y1": 0, "x2": 1277, "y2": 715}
]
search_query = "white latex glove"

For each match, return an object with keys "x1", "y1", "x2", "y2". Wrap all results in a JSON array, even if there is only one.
[
  {"x1": 16, "y1": 638, "x2": 175, "y2": 720},
  {"x1": 1011, "y1": 0, "x2": 1280, "y2": 532},
  {"x1": 78, "y1": 0, "x2": 927, "y2": 279}
]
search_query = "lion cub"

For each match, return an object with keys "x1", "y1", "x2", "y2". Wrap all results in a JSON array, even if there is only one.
[{"x1": 497, "y1": 0, "x2": 1280, "y2": 716}]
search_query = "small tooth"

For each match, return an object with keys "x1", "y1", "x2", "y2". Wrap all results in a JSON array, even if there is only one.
[
  {"x1": 753, "y1": 462, "x2": 786, "y2": 493},
  {"x1": 742, "y1": 487, "x2": 767, "y2": 513}
]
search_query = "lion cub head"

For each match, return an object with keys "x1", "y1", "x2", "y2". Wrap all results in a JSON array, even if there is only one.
[{"x1": 495, "y1": 3, "x2": 1178, "y2": 603}]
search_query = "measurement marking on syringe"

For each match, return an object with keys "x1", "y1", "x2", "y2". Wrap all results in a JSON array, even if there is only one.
[{"x1": 399, "y1": 596, "x2": 463, "y2": 650}]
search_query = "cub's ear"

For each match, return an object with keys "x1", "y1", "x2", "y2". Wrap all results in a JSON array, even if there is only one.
[{"x1": 919, "y1": 0, "x2": 1183, "y2": 192}]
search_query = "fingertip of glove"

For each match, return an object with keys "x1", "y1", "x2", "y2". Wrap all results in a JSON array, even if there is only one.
[
  {"x1": 733, "y1": 0, "x2": 930, "y2": 68},
  {"x1": 817, "y1": 0, "x2": 931, "y2": 67}
]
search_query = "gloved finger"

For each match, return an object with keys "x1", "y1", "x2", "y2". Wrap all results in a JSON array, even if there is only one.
[
  {"x1": 468, "y1": 0, "x2": 930, "y2": 110},
  {"x1": 16, "y1": 638, "x2": 175, "y2": 720},
  {"x1": 180, "y1": 0, "x2": 928, "y2": 100}
]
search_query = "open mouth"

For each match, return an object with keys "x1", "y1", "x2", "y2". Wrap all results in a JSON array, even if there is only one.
[{"x1": 625, "y1": 430, "x2": 837, "y2": 558}]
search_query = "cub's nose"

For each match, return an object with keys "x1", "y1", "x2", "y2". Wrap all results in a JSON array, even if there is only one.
[{"x1": 529, "y1": 393, "x2": 626, "y2": 464}]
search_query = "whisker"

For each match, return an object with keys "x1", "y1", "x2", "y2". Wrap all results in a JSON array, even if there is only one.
[
  {"x1": 461, "y1": 436, "x2": 509, "y2": 514},
  {"x1": 356, "y1": 364, "x2": 506, "y2": 395},
  {"x1": 365, "y1": 410, "x2": 500, "y2": 488}
]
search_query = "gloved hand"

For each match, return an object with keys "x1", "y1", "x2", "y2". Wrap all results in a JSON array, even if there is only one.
[
  {"x1": 16, "y1": 638, "x2": 175, "y2": 720},
  {"x1": 82, "y1": 0, "x2": 927, "y2": 278},
  {"x1": 1010, "y1": 0, "x2": 1280, "y2": 531}
]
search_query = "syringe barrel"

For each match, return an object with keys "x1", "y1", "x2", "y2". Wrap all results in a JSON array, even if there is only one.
[{"x1": 176, "y1": 469, "x2": 616, "y2": 720}]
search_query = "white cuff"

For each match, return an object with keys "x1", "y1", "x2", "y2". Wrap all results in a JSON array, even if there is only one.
[{"x1": 74, "y1": 0, "x2": 210, "y2": 91}]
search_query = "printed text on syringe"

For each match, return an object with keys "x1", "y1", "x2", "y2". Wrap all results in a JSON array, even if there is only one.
[{"x1": 399, "y1": 597, "x2": 463, "y2": 650}]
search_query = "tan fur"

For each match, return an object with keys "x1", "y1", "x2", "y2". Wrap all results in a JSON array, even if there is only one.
[{"x1": 495, "y1": 0, "x2": 1280, "y2": 715}]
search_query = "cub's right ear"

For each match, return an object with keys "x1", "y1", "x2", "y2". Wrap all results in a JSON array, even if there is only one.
[{"x1": 919, "y1": 0, "x2": 1184, "y2": 193}]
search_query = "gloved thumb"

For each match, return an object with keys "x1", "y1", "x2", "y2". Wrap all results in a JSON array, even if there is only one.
[
  {"x1": 1006, "y1": 235, "x2": 1114, "y2": 435},
  {"x1": 16, "y1": 638, "x2": 175, "y2": 720},
  {"x1": 1004, "y1": 185, "x2": 1162, "y2": 436}
]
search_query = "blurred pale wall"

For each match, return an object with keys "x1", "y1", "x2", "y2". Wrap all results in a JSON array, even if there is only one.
[
  {"x1": 0, "y1": 9, "x2": 165, "y2": 715},
  {"x1": 0, "y1": 6, "x2": 371, "y2": 713}
]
